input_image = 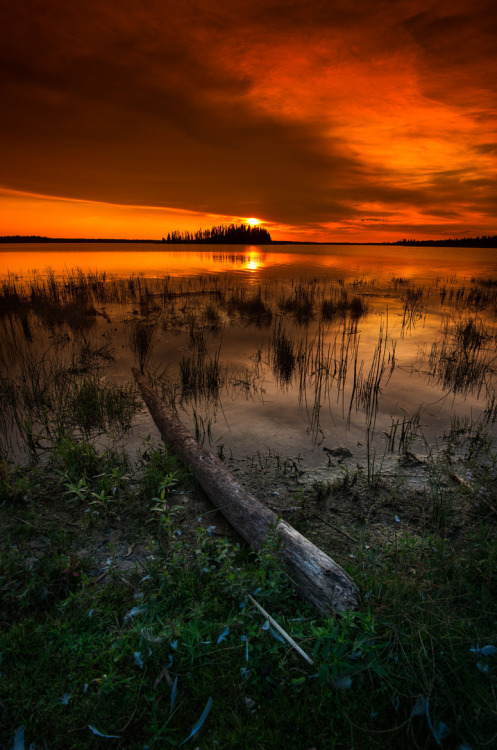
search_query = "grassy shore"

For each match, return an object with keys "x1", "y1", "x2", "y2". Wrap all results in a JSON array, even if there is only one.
[{"x1": 1, "y1": 428, "x2": 496, "y2": 749}]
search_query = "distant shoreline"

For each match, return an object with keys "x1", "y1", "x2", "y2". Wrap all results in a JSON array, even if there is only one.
[{"x1": 1, "y1": 236, "x2": 496, "y2": 248}]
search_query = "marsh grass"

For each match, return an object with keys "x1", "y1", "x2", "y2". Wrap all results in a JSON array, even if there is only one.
[
  {"x1": 278, "y1": 282, "x2": 315, "y2": 324},
  {"x1": 354, "y1": 321, "x2": 396, "y2": 482},
  {"x1": 401, "y1": 285, "x2": 424, "y2": 332},
  {"x1": 385, "y1": 409, "x2": 422, "y2": 455},
  {"x1": 321, "y1": 291, "x2": 368, "y2": 321},
  {"x1": 203, "y1": 300, "x2": 222, "y2": 329},
  {"x1": 455, "y1": 315, "x2": 491, "y2": 351},
  {"x1": 0, "y1": 330, "x2": 140, "y2": 456},
  {"x1": 295, "y1": 323, "x2": 337, "y2": 444},
  {"x1": 271, "y1": 320, "x2": 297, "y2": 385},
  {"x1": 1, "y1": 266, "x2": 497, "y2": 475},
  {"x1": 179, "y1": 351, "x2": 225, "y2": 404},
  {"x1": 1, "y1": 267, "x2": 495, "y2": 332},
  {"x1": 224, "y1": 287, "x2": 273, "y2": 326},
  {"x1": 127, "y1": 316, "x2": 159, "y2": 373},
  {"x1": 70, "y1": 377, "x2": 140, "y2": 436},
  {"x1": 68, "y1": 334, "x2": 114, "y2": 374},
  {"x1": 427, "y1": 314, "x2": 497, "y2": 396}
]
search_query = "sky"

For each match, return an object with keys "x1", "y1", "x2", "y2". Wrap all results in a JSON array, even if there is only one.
[{"x1": 1, "y1": 0, "x2": 496, "y2": 242}]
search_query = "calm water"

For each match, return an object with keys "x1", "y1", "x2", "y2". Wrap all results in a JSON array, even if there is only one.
[
  {"x1": 2, "y1": 242, "x2": 497, "y2": 282},
  {"x1": 2, "y1": 242, "x2": 497, "y2": 469}
]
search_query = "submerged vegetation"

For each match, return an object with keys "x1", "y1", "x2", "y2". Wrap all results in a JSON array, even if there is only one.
[{"x1": 1, "y1": 262, "x2": 496, "y2": 747}]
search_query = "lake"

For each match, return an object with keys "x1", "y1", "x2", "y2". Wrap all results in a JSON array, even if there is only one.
[{"x1": 2, "y1": 242, "x2": 497, "y2": 475}]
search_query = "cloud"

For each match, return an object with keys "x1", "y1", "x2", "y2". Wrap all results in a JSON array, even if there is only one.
[{"x1": 1, "y1": 0, "x2": 496, "y2": 239}]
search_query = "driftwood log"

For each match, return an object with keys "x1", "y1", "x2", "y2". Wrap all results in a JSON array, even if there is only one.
[{"x1": 133, "y1": 368, "x2": 359, "y2": 615}]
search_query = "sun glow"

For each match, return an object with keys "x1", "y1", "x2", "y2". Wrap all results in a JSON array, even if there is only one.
[
  {"x1": 246, "y1": 218, "x2": 260, "y2": 226},
  {"x1": 244, "y1": 249, "x2": 265, "y2": 272},
  {"x1": 0, "y1": 188, "x2": 246, "y2": 240}
]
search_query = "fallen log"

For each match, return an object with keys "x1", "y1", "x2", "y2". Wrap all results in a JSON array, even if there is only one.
[{"x1": 132, "y1": 368, "x2": 359, "y2": 615}]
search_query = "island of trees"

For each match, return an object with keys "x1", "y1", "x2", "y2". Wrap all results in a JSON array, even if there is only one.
[{"x1": 161, "y1": 223, "x2": 272, "y2": 244}]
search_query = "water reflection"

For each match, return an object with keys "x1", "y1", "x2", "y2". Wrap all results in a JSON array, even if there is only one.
[
  {"x1": 245, "y1": 248, "x2": 264, "y2": 272},
  {"x1": 1, "y1": 244, "x2": 497, "y2": 468},
  {"x1": 2, "y1": 242, "x2": 497, "y2": 283},
  {"x1": 211, "y1": 248, "x2": 265, "y2": 272}
]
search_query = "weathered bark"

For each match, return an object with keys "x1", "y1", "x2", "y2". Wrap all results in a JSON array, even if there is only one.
[{"x1": 133, "y1": 368, "x2": 359, "y2": 615}]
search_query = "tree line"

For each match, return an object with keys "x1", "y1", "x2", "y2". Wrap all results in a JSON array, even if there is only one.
[
  {"x1": 161, "y1": 223, "x2": 272, "y2": 244},
  {"x1": 394, "y1": 236, "x2": 497, "y2": 247}
]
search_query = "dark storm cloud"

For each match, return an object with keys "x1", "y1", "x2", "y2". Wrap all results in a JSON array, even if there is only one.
[
  {"x1": 0, "y1": 0, "x2": 362, "y2": 223},
  {"x1": 473, "y1": 144, "x2": 497, "y2": 155}
]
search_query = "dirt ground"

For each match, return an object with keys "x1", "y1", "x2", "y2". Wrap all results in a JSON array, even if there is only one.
[{"x1": 1, "y1": 442, "x2": 483, "y2": 595}]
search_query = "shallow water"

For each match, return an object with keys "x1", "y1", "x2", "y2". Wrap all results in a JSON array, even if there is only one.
[{"x1": 1, "y1": 242, "x2": 497, "y2": 468}]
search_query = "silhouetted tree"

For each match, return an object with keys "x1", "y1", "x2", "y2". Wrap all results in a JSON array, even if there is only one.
[{"x1": 161, "y1": 223, "x2": 272, "y2": 244}]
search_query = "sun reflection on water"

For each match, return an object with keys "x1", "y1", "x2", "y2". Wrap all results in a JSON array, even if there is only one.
[{"x1": 245, "y1": 249, "x2": 263, "y2": 271}]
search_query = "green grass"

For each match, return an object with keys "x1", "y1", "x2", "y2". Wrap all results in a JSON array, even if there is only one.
[{"x1": 1, "y1": 436, "x2": 496, "y2": 749}]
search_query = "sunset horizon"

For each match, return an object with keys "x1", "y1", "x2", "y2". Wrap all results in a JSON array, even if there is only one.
[
  {"x1": 2, "y1": 226, "x2": 497, "y2": 245},
  {"x1": 2, "y1": 0, "x2": 496, "y2": 244}
]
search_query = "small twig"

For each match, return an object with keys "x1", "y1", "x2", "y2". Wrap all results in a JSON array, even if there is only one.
[
  {"x1": 313, "y1": 514, "x2": 359, "y2": 544},
  {"x1": 153, "y1": 665, "x2": 173, "y2": 689},
  {"x1": 12, "y1": 516, "x2": 35, "y2": 527},
  {"x1": 451, "y1": 472, "x2": 471, "y2": 490},
  {"x1": 120, "y1": 576, "x2": 138, "y2": 591},
  {"x1": 246, "y1": 593, "x2": 314, "y2": 666}
]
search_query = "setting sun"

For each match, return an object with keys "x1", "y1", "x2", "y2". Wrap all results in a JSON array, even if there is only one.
[{"x1": 246, "y1": 218, "x2": 260, "y2": 226}]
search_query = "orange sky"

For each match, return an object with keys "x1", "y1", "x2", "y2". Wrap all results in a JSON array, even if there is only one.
[{"x1": 1, "y1": 0, "x2": 496, "y2": 242}]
